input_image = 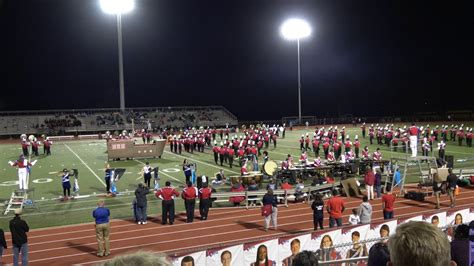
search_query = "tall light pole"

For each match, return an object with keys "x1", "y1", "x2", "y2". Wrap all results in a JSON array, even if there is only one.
[
  {"x1": 100, "y1": 0, "x2": 135, "y2": 112},
  {"x1": 280, "y1": 18, "x2": 311, "y2": 124}
]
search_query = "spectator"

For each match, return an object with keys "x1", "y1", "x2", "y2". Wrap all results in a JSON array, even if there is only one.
[
  {"x1": 348, "y1": 208, "x2": 360, "y2": 225},
  {"x1": 280, "y1": 179, "x2": 293, "y2": 190},
  {"x1": 446, "y1": 168, "x2": 458, "y2": 208},
  {"x1": 10, "y1": 209, "x2": 29, "y2": 266},
  {"x1": 387, "y1": 221, "x2": 455, "y2": 266},
  {"x1": 450, "y1": 224, "x2": 469, "y2": 266},
  {"x1": 247, "y1": 180, "x2": 259, "y2": 206},
  {"x1": 358, "y1": 195, "x2": 372, "y2": 224},
  {"x1": 374, "y1": 168, "x2": 382, "y2": 198},
  {"x1": 368, "y1": 242, "x2": 390, "y2": 266},
  {"x1": 101, "y1": 251, "x2": 171, "y2": 266},
  {"x1": 266, "y1": 178, "x2": 277, "y2": 190},
  {"x1": 381, "y1": 186, "x2": 396, "y2": 220},
  {"x1": 292, "y1": 250, "x2": 319, "y2": 266},
  {"x1": 262, "y1": 189, "x2": 278, "y2": 231},
  {"x1": 0, "y1": 228, "x2": 6, "y2": 265},
  {"x1": 364, "y1": 167, "x2": 375, "y2": 200},
  {"x1": 311, "y1": 193, "x2": 324, "y2": 230},
  {"x1": 326, "y1": 189, "x2": 345, "y2": 227},
  {"x1": 93, "y1": 199, "x2": 111, "y2": 257},
  {"x1": 134, "y1": 183, "x2": 150, "y2": 225}
]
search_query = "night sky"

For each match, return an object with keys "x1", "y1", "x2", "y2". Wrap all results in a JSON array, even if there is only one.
[{"x1": 1, "y1": 0, "x2": 473, "y2": 120}]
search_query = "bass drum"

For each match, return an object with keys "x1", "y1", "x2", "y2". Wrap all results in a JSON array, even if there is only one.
[{"x1": 263, "y1": 160, "x2": 278, "y2": 176}]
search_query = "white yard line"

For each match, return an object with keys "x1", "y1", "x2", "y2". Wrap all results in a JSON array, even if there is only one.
[
  {"x1": 133, "y1": 159, "x2": 185, "y2": 184},
  {"x1": 64, "y1": 144, "x2": 106, "y2": 187}
]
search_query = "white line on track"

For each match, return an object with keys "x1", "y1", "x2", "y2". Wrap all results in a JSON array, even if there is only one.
[
  {"x1": 64, "y1": 144, "x2": 106, "y2": 187},
  {"x1": 133, "y1": 159, "x2": 184, "y2": 184}
]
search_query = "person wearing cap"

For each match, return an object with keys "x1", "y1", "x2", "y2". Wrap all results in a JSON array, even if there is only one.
[
  {"x1": 212, "y1": 142, "x2": 220, "y2": 165},
  {"x1": 8, "y1": 154, "x2": 37, "y2": 191},
  {"x1": 182, "y1": 181, "x2": 198, "y2": 223},
  {"x1": 361, "y1": 123, "x2": 366, "y2": 139},
  {"x1": 155, "y1": 181, "x2": 180, "y2": 225},
  {"x1": 92, "y1": 199, "x2": 110, "y2": 257},
  {"x1": 43, "y1": 136, "x2": 52, "y2": 155},
  {"x1": 10, "y1": 209, "x2": 29, "y2": 265}
]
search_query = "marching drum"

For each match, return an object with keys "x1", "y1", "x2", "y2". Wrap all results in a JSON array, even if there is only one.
[{"x1": 263, "y1": 160, "x2": 278, "y2": 176}]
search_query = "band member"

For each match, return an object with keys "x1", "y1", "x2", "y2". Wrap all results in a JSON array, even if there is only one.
[
  {"x1": 155, "y1": 181, "x2": 180, "y2": 225},
  {"x1": 344, "y1": 136, "x2": 352, "y2": 153},
  {"x1": 299, "y1": 136, "x2": 305, "y2": 151},
  {"x1": 31, "y1": 137, "x2": 40, "y2": 156},
  {"x1": 219, "y1": 143, "x2": 226, "y2": 166},
  {"x1": 409, "y1": 123, "x2": 419, "y2": 157},
  {"x1": 43, "y1": 137, "x2": 52, "y2": 155},
  {"x1": 182, "y1": 181, "x2": 198, "y2": 223},
  {"x1": 299, "y1": 151, "x2": 308, "y2": 165},
  {"x1": 312, "y1": 136, "x2": 320, "y2": 157},
  {"x1": 333, "y1": 139, "x2": 341, "y2": 160},
  {"x1": 327, "y1": 151, "x2": 335, "y2": 162},
  {"x1": 369, "y1": 125, "x2": 374, "y2": 145},
  {"x1": 422, "y1": 138, "x2": 430, "y2": 157},
  {"x1": 323, "y1": 140, "x2": 330, "y2": 159},
  {"x1": 227, "y1": 145, "x2": 235, "y2": 168},
  {"x1": 21, "y1": 137, "x2": 29, "y2": 157},
  {"x1": 305, "y1": 134, "x2": 311, "y2": 151},
  {"x1": 212, "y1": 142, "x2": 220, "y2": 165},
  {"x1": 241, "y1": 159, "x2": 249, "y2": 175},
  {"x1": 142, "y1": 162, "x2": 152, "y2": 188},
  {"x1": 169, "y1": 137, "x2": 174, "y2": 153},
  {"x1": 8, "y1": 154, "x2": 37, "y2": 190},
  {"x1": 354, "y1": 136, "x2": 360, "y2": 158},
  {"x1": 361, "y1": 123, "x2": 366, "y2": 138},
  {"x1": 199, "y1": 183, "x2": 212, "y2": 220},
  {"x1": 373, "y1": 148, "x2": 382, "y2": 161},
  {"x1": 313, "y1": 156, "x2": 322, "y2": 167},
  {"x1": 457, "y1": 128, "x2": 464, "y2": 146},
  {"x1": 467, "y1": 128, "x2": 473, "y2": 147},
  {"x1": 437, "y1": 140, "x2": 446, "y2": 160},
  {"x1": 263, "y1": 150, "x2": 269, "y2": 163},
  {"x1": 362, "y1": 146, "x2": 370, "y2": 160}
]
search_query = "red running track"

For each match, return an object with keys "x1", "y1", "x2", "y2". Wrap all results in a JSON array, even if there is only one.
[{"x1": 3, "y1": 187, "x2": 474, "y2": 265}]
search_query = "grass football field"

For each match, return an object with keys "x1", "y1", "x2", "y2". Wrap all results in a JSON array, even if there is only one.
[{"x1": 0, "y1": 125, "x2": 473, "y2": 231}]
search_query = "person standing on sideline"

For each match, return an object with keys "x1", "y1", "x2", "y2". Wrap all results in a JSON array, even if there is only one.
[
  {"x1": 409, "y1": 122, "x2": 419, "y2": 157},
  {"x1": 60, "y1": 169, "x2": 71, "y2": 200},
  {"x1": 326, "y1": 189, "x2": 345, "y2": 227},
  {"x1": 155, "y1": 181, "x2": 180, "y2": 225},
  {"x1": 446, "y1": 168, "x2": 458, "y2": 208},
  {"x1": 374, "y1": 168, "x2": 382, "y2": 198},
  {"x1": 358, "y1": 196, "x2": 372, "y2": 224},
  {"x1": 142, "y1": 162, "x2": 152, "y2": 189},
  {"x1": 364, "y1": 167, "x2": 375, "y2": 200},
  {"x1": 311, "y1": 193, "x2": 324, "y2": 230},
  {"x1": 104, "y1": 164, "x2": 112, "y2": 194},
  {"x1": 134, "y1": 183, "x2": 150, "y2": 224},
  {"x1": 92, "y1": 199, "x2": 110, "y2": 257},
  {"x1": 199, "y1": 182, "x2": 212, "y2": 220},
  {"x1": 182, "y1": 181, "x2": 198, "y2": 223},
  {"x1": 0, "y1": 228, "x2": 6, "y2": 265},
  {"x1": 10, "y1": 209, "x2": 29, "y2": 266},
  {"x1": 381, "y1": 186, "x2": 396, "y2": 219},
  {"x1": 262, "y1": 189, "x2": 278, "y2": 231}
]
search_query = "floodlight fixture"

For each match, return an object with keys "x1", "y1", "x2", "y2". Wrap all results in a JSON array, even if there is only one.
[
  {"x1": 280, "y1": 18, "x2": 311, "y2": 40},
  {"x1": 100, "y1": 0, "x2": 135, "y2": 15}
]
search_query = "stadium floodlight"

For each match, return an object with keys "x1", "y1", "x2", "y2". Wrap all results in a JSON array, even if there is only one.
[
  {"x1": 100, "y1": 0, "x2": 134, "y2": 15},
  {"x1": 280, "y1": 18, "x2": 312, "y2": 124},
  {"x1": 100, "y1": 0, "x2": 135, "y2": 112}
]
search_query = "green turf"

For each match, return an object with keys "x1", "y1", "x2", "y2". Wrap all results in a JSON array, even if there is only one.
[{"x1": 0, "y1": 124, "x2": 472, "y2": 230}]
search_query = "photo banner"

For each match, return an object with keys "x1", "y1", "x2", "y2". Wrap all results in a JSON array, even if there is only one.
[
  {"x1": 243, "y1": 239, "x2": 278, "y2": 266},
  {"x1": 470, "y1": 207, "x2": 474, "y2": 223},
  {"x1": 423, "y1": 211, "x2": 447, "y2": 228},
  {"x1": 340, "y1": 224, "x2": 370, "y2": 260},
  {"x1": 365, "y1": 220, "x2": 397, "y2": 250},
  {"x1": 277, "y1": 234, "x2": 311, "y2": 266},
  {"x1": 308, "y1": 229, "x2": 342, "y2": 262},
  {"x1": 171, "y1": 250, "x2": 206, "y2": 266},
  {"x1": 447, "y1": 208, "x2": 469, "y2": 226},
  {"x1": 206, "y1": 244, "x2": 244, "y2": 266}
]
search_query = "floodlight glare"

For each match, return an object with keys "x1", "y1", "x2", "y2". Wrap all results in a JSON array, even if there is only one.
[
  {"x1": 100, "y1": 0, "x2": 135, "y2": 14},
  {"x1": 280, "y1": 18, "x2": 311, "y2": 40}
]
